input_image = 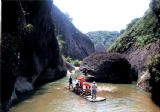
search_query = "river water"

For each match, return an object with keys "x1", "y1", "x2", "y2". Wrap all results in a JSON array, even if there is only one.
[{"x1": 11, "y1": 76, "x2": 160, "y2": 112}]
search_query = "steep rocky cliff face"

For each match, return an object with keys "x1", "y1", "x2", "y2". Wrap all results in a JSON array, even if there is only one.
[
  {"x1": 109, "y1": 0, "x2": 160, "y2": 87},
  {"x1": 109, "y1": 0, "x2": 160, "y2": 106},
  {"x1": 1, "y1": 0, "x2": 67, "y2": 111},
  {"x1": 52, "y1": 5, "x2": 95, "y2": 60}
]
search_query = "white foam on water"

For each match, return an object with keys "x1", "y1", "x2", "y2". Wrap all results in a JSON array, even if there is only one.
[{"x1": 97, "y1": 86, "x2": 116, "y2": 92}]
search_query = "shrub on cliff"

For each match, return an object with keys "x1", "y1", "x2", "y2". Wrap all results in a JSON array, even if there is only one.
[
  {"x1": 63, "y1": 56, "x2": 81, "y2": 67},
  {"x1": 149, "y1": 53, "x2": 160, "y2": 106},
  {"x1": 149, "y1": 54, "x2": 160, "y2": 82},
  {"x1": 56, "y1": 34, "x2": 65, "y2": 50},
  {"x1": 108, "y1": 9, "x2": 159, "y2": 52},
  {"x1": 73, "y1": 60, "x2": 81, "y2": 67}
]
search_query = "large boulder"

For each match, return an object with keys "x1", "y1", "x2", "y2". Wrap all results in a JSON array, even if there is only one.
[{"x1": 80, "y1": 52, "x2": 132, "y2": 83}]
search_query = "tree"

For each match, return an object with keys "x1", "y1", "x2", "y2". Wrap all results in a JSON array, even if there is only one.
[
  {"x1": 64, "y1": 12, "x2": 73, "y2": 22},
  {"x1": 56, "y1": 34, "x2": 65, "y2": 51}
]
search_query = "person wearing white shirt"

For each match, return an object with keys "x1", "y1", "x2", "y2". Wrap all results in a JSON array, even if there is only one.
[{"x1": 91, "y1": 81, "x2": 97, "y2": 99}]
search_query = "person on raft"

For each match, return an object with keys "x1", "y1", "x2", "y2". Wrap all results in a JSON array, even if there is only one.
[
  {"x1": 84, "y1": 69, "x2": 88, "y2": 76},
  {"x1": 69, "y1": 76, "x2": 73, "y2": 90},
  {"x1": 91, "y1": 81, "x2": 97, "y2": 99},
  {"x1": 84, "y1": 86, "x2": 91, "y2": 96}
]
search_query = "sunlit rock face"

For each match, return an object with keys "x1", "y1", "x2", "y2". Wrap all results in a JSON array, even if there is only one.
[
  {"x1": 80, "y1": 52, "x2": 132, "y2": 83},
  {"x1": 137, "y1": 69, "x2": 151, "y2": 91},
  {"x1": 52, "y1": 5, "x2": 95, "y2": 60},
  {"x1": 1, "y1": 0, "x2": 67, "y2": 111}
]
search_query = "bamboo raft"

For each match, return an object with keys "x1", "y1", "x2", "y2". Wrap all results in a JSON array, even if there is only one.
[
  {"x1": 68, "y1": 75, "x2": 106, "y2": 102},
  {"x1": 84, "y1": 96, "x2": 106, "y2": 102}
]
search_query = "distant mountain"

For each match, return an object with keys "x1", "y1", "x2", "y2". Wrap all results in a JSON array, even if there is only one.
[
  {"x1": 95, "y1": 43, "x2": 106, "y2": 52},
  {"x1": 86, "y1": 31, "x2": 119, "y2": 49}
]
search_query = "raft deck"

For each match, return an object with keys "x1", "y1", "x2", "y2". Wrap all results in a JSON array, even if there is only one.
[{"x1": 85, "y1": 96, "x2": 106, "y2": 102}]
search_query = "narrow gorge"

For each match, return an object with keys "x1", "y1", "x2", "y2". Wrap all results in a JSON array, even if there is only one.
[
  {"x1": 1, "y1": 0, "x2": 94, "y2": 111},
  {"x1": 1, "y1": 0, "x2": 160, "y2": 112}
]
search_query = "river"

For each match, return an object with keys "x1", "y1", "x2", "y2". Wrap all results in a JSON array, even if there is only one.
[{"x1": 10, "y1": 76, "x2": 160, "y2": 112}]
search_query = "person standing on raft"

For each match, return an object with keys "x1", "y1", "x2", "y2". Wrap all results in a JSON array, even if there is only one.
[
  {"x1": 91, "y1": 81, "x2": 97, "y2": 99},
  {"x1": 69, "y1": 76, "x2": 73, "y2": 90}
]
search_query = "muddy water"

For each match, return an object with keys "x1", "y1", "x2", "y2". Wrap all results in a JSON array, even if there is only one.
[{"x1": 11, "y1": 77, "x2": 160, "y2": 112}]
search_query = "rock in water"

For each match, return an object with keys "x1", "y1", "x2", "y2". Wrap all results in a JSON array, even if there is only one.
[{"x1": 80, "y1": 52, "x2": 132, "y2": 83}]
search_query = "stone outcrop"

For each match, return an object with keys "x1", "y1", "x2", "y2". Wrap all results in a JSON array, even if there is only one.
[
  {"x1": 80, "y1": 52, "x2": 132, "y2": 83},
  {"x1": 126, "y1": 40, "x2": 160, "y2": 82},
  {"x1": 1, "y1": 0, "x2": 67, "y2": 111},
  {"x1": 52, "y1": 5, "x2": 95, "y2": 60},
  {"x1": 137, "y1": 69, "x2": 151, "y2": 91},
  {"x1": 108, "y1": 0, "x2": 160, "y2": 106}
]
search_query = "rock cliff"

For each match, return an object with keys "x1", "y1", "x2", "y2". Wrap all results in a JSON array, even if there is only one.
[
  {"x1": 108, "y1": 0, "x2": 160, "y2": 106},
  {"x1": 52, "y1": 5, "x2": 95, "y2": 60},
  {"x1": 1, "y1": 0, "x2": 67, "y2": 111}
]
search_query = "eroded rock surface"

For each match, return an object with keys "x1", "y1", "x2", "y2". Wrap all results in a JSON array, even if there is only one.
[{"x1": 80, "y1": 52, "x2": 132, "y2": 83}]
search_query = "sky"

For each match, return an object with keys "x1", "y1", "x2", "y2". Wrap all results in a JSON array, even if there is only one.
[{"x1": 54, "y1": 0, "x2": 150, "y2": 33}]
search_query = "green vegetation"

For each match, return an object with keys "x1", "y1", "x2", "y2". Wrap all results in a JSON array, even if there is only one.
[
  {"x1": 64, "y1": 12, "x2": 73, "y2": 22},
  {"x1": 63, "y1": 56, "x2": 81, "y2": 67},
  {"x1": 86, "y1": 31, "x2": 119, "y2": 49},
  {"x1": 73, "y1": 60, "x2": 81, "y2": 67},
  {"x1": 56, "y1": 34, "x2": 81, "y2": 67},
  {"x1": 149, "y1": 54, "x2": 160, "y2": 82},
  {"x1": 108, "y1": 32, "x2": 134, "y2": 53},
  {"x1": 56, "y1": 34, "x2": 65, "y2": 50},
  {"x1": 135, "y1": 35, "x2": 156, "y2": 46},
  {"x1": 127, "y1": 18, "x2": 140, "y2": 29},
  {"x1": 24, "y1": 24, "x2": 34, "y2": 33},
  {"x1": 108, "y1": 9, "x2": 160, "y2": 52}
]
